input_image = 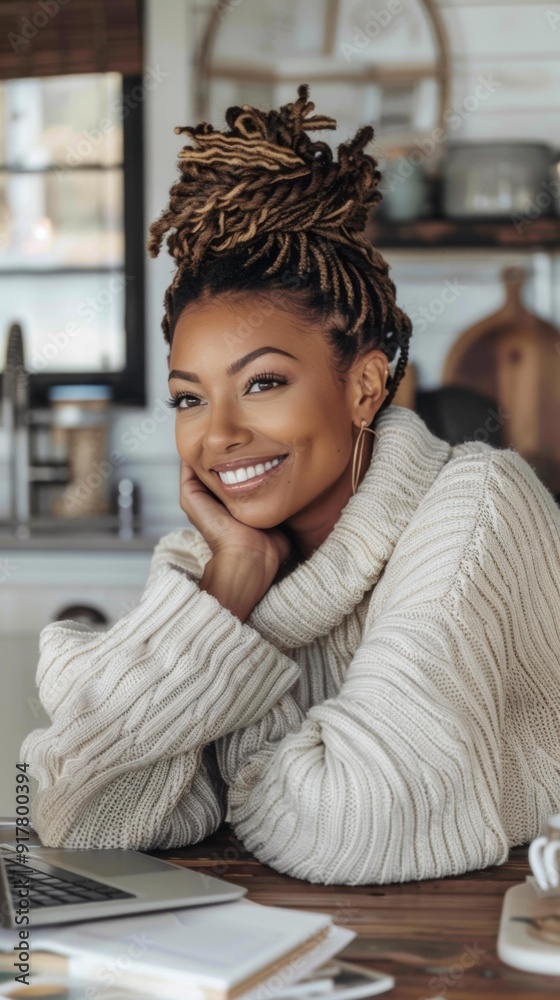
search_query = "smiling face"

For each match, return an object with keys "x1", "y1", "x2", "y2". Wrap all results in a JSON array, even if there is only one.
[{"x1": 168, "y1": 292, "x2": 388, "y2": 553}]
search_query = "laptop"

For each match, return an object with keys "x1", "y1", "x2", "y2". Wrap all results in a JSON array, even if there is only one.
[{"x1": 0, "y1": 841, "x2": 246, "y2": 928}]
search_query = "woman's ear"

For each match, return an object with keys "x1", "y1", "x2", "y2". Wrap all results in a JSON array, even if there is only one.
[{"x1": 347, "y1": 349, "x2": 389, "y2": 427}]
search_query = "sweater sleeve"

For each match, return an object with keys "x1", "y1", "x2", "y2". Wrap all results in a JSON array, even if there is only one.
[
  {"x1": 20, "y1": 531, "x2": 303, "y2": 850},
  {"x1": 222, "y1": 601, "x2": 510, "y2": 885},
  {"x1": 221, "y1": 448, "x2": 560, "y2": 885}
]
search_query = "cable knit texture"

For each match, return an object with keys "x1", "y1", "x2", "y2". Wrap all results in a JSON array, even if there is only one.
[{"x1": 20, "y1": 406, "x2": 560, "y2": 884}]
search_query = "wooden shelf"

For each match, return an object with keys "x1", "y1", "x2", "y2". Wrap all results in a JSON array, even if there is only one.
[{"x1": 366, "y1": 215, "x2": 560, "y2": 250}]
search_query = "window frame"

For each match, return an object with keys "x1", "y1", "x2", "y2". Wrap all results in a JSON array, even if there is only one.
[{"x1": 3, "y1": 74, "x2": 147, "y2": 409}]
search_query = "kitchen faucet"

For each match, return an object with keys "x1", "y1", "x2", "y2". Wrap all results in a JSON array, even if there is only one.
[
  {"x1": 1, "y1": 322, "x2": 78, "y2": 538},
  {"x1": 1, "y1": 322, "x2": 31, "y2": 537},
  {"x1": 1, "y1": 324, "x2": 140, "y2": 540}
]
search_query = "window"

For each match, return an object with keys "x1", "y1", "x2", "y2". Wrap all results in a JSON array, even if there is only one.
[{"x1": 0, "y1": 71, "x2": 145, "y2": 407}]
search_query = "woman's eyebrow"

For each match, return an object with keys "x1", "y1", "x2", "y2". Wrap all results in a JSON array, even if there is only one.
[{"x1": 168, "y1": 346, "x2": 297, "y2": 383}]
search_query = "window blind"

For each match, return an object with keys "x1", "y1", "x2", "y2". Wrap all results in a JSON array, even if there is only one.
[{"x1": 0, "y1": 0, "x2": 143, "y2": 79}]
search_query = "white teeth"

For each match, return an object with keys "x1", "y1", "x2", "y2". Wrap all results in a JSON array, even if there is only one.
[{"x1": 218, "y1": 456, "x2": 283, "y2": 485}]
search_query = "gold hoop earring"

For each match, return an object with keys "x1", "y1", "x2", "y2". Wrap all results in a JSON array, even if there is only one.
[{"x1": 351, "y1": 419, "x2": 378, "y2": 496}]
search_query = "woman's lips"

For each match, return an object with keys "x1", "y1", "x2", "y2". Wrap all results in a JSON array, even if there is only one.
[{"x1": 214, "y1": 455, "x2": 288, "y2": 493}]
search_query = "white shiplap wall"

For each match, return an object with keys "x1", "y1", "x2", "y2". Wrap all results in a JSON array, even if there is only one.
[
  {"x1": 438, "y1": 1, "x2": 560, "y2": 141},
  {"x1": 1, "y1": 0, "x2": 559, "y2": 536},
  {"x1": 388, "y1": 0, "x2": 560, "y2": 387}
]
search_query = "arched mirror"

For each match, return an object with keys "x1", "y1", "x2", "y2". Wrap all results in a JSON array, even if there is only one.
[{"x1": 195, "y1": 0, "x2": 451, "y2": 161}]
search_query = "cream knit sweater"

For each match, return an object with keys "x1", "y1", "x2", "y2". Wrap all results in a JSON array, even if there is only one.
[{"x1": 21, "y1": 406, "x2": 560, "y2": 885}]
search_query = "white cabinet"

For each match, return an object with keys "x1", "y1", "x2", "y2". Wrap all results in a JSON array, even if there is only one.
[{"x1": 0, "y1": 548, "x2": 153, "y2": 817}]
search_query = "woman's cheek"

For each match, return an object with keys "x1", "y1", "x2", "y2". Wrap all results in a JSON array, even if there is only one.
[{"x1": 175, "y1": 425, "x2": 195, "y2": 462}]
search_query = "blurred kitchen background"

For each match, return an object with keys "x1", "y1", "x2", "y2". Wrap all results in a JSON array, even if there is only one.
[{"x1": 1, "y1": 0, "x2": 560, "y2": 812}]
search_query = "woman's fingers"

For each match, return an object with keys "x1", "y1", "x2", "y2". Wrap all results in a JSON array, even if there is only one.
[
  {"x1": 180, "y1": 459, "x2": 204, "y2": 494},
  {"x1": 180, "y1": 460, "x2": 213, "y2": 505},
  {"x1": 179, "y1": 460, "x2": 236, "y2": 548}
]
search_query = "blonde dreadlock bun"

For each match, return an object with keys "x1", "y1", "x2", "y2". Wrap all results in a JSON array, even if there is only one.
[
  {"x1": 148, "y1": 83, "x2": 412, "y2": 414},
  {"x1": 148, "y1": 83, "x2": 381, "y2": 270}
]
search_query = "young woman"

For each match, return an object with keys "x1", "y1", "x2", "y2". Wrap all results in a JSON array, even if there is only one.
[{"x1": 22, "y1": 86, "x2": 560, "y2": 885}]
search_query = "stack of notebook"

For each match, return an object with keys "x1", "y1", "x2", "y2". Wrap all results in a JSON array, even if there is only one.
[{"x1": 0, "y1": 897, "x2": 373, "y2": 1000}]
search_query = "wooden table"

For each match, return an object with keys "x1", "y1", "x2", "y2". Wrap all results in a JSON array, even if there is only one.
[{"x1": 150, "y1": 823, "x2": 560, "y2": 1000}]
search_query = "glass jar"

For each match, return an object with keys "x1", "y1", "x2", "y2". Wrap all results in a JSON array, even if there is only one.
[{"x1": 48, "y1": 384, "x2": 112, "y2": 519}]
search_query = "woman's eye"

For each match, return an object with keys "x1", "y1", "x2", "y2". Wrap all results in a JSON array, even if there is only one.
[
  {"x1": 245, "y1": 372, "x2": 288, "y2": 394},
  {"x1": 165, "y1": 393, "x2": 198, "y2": 410},
  {"x1": 247, "y1": 378, "x2": 278, "y2": 394}
]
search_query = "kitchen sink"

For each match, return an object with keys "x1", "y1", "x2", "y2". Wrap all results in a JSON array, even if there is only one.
[
  {"x1": 0, "y1": 531, "x2": 157, "y2": 551},
  {"x1": 0, "y1": 514, "x2": 158, "y2": 550}
]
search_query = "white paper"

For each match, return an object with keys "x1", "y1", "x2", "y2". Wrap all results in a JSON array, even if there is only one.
[
  {"x1": 0, "y1": 899, "x2": 336, "y2": 998},
  {"x1": 42, "y1": 923, "x2": 355, "y2": 1000}
]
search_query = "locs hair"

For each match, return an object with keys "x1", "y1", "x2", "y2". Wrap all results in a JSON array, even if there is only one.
[{"x1": 147, "y1": 83, "x2": 413, "y2": 418}]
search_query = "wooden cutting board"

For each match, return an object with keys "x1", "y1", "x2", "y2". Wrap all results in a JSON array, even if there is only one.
[{"x1": 442, "y1": 265, "x2": 560, "y2": 493}]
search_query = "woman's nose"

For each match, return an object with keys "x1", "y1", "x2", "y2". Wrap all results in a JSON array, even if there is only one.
[{"x1": 202, "y1": 402, "x2": 253, "y2": 452}]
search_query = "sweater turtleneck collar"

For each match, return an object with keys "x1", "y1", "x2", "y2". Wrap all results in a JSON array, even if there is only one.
[{"x1": 246, "y1": 405, "x2": 452, "y2": 650}]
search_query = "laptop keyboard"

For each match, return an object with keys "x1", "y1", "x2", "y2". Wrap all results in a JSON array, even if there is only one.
[{"x1": 2, "y1": 850, "x2": 136, "y2": 910}]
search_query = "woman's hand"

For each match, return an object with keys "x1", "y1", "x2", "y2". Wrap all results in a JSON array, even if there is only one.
[{"x1": 179, "y1": 460, "x2": 294, "y2": 621}]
